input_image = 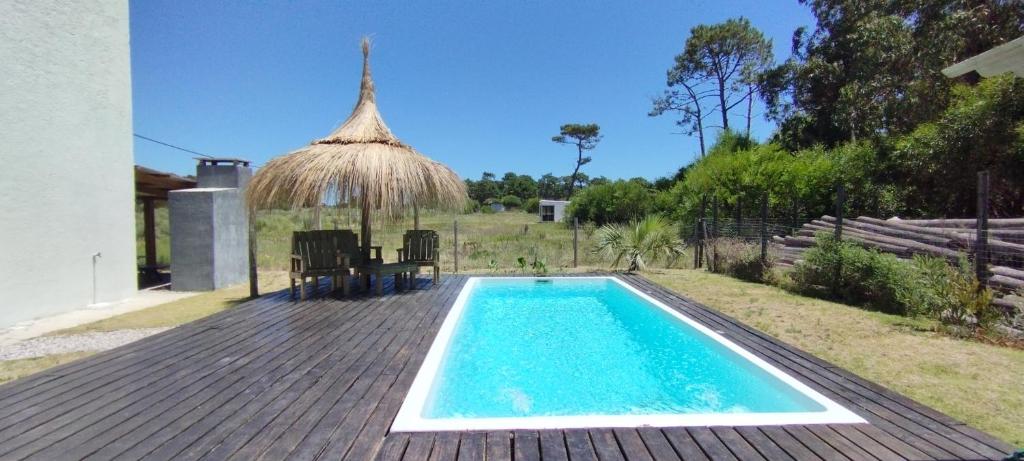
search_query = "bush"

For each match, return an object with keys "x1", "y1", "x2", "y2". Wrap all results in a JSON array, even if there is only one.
[
  {"x1": 791, "y1": 233, "x2": 917, "y2": 315},
  {"x1": 567, "y1": 180, "x2": 654, "y2": 225},
  {"x1": 911, "y1": 255, "x2": 1000, "y2": 333},
  {"x1": 523, "y1": 197, "x2": 540, "y2": 213},
  {"x1": 790, "y1": 235, "x2": 1002, "y2": 329},
  {"x1": 500, "y1": 195, "x2": 523, "y2": 209},
  {"x1": 708, "y1": 238, "x2": 771, "y2": 282},
  {"x1": 463, "y1": 199, "x2": 481, "y2": 214}
]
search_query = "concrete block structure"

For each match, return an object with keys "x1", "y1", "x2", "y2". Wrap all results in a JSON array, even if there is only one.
[
  {"x1": 169, "y1": 160, "x2": 251, "y2": 291},
  {"x1": 539, "y1": 200, "x2": 570, "y2": 222},
  {"x1": 0, "y1": 0, "x2": 136, "y2": 327}
]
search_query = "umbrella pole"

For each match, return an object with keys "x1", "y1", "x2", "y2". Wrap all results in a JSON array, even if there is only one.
[
  {"x1": 360, "y1": 200, "x2": 372, "y2": 262},
  {"x1": 413, "y1": 203, "x2": 420, "y2": 230}
]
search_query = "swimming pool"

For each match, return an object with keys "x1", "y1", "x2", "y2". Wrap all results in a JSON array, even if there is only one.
[{"x1": 392, "y1": 277, "x2": 865, "y2": 431}]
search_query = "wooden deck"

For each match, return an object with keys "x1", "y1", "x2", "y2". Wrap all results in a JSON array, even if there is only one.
[{"x1": 0, "y1": 274, "x2": 1012, "y2": 460}]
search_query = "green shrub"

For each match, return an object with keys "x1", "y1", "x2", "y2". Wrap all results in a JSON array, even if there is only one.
[
  {"x1": 501, "y1": 195, "x2": 523, "y2": 209},
  {"x1": 911, "y1": 255, "x2": 1000, "y2": 332},
  {"x1": 791, "y1": 236, "x2": 1002, "y2": 329},
  {"x1": 791, "y1": 233, "x2": 917, "y2": 315},
  {"x1": 567, "y1": 180, "x2": 654, "y2": 225},
  {"x1": 709, "y1": 238, "x2": 771, "y2": 283},
  {"x1": 523, "y1": 197, "x2": 540, "y2": 213}
]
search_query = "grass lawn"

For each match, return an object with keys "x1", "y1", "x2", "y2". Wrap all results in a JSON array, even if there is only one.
[{"x1": 645, "y1": 268, "x2": 1024, "y2": 448}]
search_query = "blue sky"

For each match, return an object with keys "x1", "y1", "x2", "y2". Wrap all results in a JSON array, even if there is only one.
[{"x1": 130, "y1": 1, "x2": 816, "y2": 181}]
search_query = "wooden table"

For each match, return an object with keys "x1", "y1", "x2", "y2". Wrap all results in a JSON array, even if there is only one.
[{"x1": 357, "y1": 262, "x2": 419, "y2": 295}]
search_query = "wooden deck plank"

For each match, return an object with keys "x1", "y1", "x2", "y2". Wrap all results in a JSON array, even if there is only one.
[
  {"x1": 782, "y1": 426, "x2": 851, "y2": 460},
  {"x1": 142, "y1": 294, "x2": 398, "y2": 459},
  {"x1": 661, "y1": 427, "x2": 709, "y2": 461},
  {"x1": 402, "y1": 433, "x2": 436, "y2": 461},
  {"x1": 733, "y1": 426, "x2": 795, "y2": 461},
  {"x1": 58, "y1": 297, "x2": 374, "y2": 460},
  {"x1": 485, "y1": 431, "x2": 512, "y2": 461},
  {"x1": 687, "y1": 428, "x2": 737, "y2": 461},
  {"x1": 456, "y1": 432, "x2": 484, "y2": 461},
  {"x1": 215, "y1": 288, "x2": 436, "y2": 460},
  {"x1": 285, "y1": 282, "x2": 459, "y2": 460},
  {"x1": 376, "y1": 433, "x2": 409, "y2": 461},
  {"x1": 230, "y1": 288, "x2": 446, "y2": 456},
  {"x1": 335, "y1": 288, "x2": 462, "y2": 460},
  {"x1": 588, "y1": 429, "x2": 625, "y2": 461},
  {"x1": 806, "y1": 425, "x2": 877, "y2": 461},
  {"x1": 0, "y1": 289, "x2": 294, "y2": 405},
  {"x1": 0, "y1": 291, "x2": 314, "y2": 438},
  {"x1": 0, "y1": 274, "x2": 1011, "y2": 461},
  {"x1": 426, "y1": 432, "x2": 459, "y2": 461},
  {"x1": 710, "y1": 427, "x2": 766, "y2": 460},
  {"x1": 123, "y1": 291, "x2": 411, "y2": 460},
  {"x1": 514, "y1": 431, "x2": 541, "y2": 461},
  {"x1": 563, "y1": 429, "x2": 598, "y2": 461},
  {"x1": 0, "y1": 288, "x2": 296, "y2": 406},
  {"x1": 756, "y1": 426, "x2": 822, "y2": 461},
  {"x1": 828, "y1": 425, "x2": 904, "y2": 461},
  {"x1": 613, "y1": 429, "x2": 654, "y2": 461},
  {"x1": 1, "y1": 296, "x2": 344, "y2": 459},
  {"x1": 635, "y1": 428, "x2": 680, "y2": 461},
  {"x1": 539, "y1": 430, "x2": 570, "y2": 461}
]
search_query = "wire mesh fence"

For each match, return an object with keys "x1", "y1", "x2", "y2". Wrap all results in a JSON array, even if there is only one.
[{"x1": 252, "y1": 209, "x2": 624, "y2": 274}]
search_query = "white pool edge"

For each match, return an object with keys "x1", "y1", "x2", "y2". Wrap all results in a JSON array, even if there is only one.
[{"x1": 391, "y1": 276, "x2": 866, "y2": 432}]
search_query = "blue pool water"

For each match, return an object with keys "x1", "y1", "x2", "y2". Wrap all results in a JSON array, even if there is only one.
[{"x1": 423, "y1": 278, "x2": 826, "y2": 419}]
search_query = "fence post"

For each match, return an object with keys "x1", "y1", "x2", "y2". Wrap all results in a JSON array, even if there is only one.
[
  {"x1": 572, "y1": 217, "x2": 579, "y2": 268},
  {"x1": 834, "y1": 184, "x2": 845, "y2": 241},
  {"x1": 975, "y1": 171, "x2": 990, "y2": 286},
  {"x1": 760, "y1": 192, "x2": 769, "y2": 264},
  {"x1": 697, "y1": 218, "x2": 705, "y2": 269},
  {"x1": 791, "y1": 197, "x2": 799, "y2": 233},
  {"x1": 832, "y1": 184, "x2": 845, "y2": 296},
  {"x1": 453, "y1": 220, "x2": 459, "y2": 274},
  {"x1": 735, "y1": 197, "x2": 742, "y2": 239},
  {"x1": 696, "y1": 218, "x2": 704, "y2": 268},
  {"x1": 698, "y1": 196, "x2": 707, "y2": 268},
  {"x1": 711, "y1": 196, "x2": 719, "y2": 238},
  {"x1": 248, "y1": 209, "x2": 259, "y2": 298},
  {"x1": 711, "y1": 196, "x2": 719, "y2": 272}
]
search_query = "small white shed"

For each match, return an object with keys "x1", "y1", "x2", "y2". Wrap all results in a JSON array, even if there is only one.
[{"x1": 539, "y1": 199, "x2": 570, "y2": 222}]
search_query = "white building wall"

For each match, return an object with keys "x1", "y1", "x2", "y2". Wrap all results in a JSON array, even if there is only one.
[
  {"x1": 0, "y1": 0, "x2": 136, "y2": 327},
  {"x1": 539, "y1": 200, "x2": 570, "y2": 222}
]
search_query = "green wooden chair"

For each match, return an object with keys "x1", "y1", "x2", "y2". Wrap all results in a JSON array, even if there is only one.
[
  {"x1": 335, "y1": 229, "x2": 385, "y2": 291},
  {"x1": 290, "y1": 230, "x2": 352, "y2": 300},
  {"x1": 397, "y1": 230, "x2": 441, "y2": 285}
]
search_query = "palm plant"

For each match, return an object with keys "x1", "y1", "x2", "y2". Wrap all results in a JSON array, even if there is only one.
[{"x1": 593, "y1": 215, "x2": 686, "y2": 272}]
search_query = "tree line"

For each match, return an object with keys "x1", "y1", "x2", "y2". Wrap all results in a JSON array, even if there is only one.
[
  {"x1": 629, "y1": 0, "x2": 1024, "y2": 223},
  {"x1": 467, "y1": 1, "x2": 1023, "y2": 224}
]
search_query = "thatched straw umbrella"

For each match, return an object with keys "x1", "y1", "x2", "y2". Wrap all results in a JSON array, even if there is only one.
[{"x1": 247, "y1": 38, "x2": 467, "y2": 262}]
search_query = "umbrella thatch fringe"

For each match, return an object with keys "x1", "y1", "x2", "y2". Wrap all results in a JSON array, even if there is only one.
[{"x1": 247, "y1": 37, "x2": 467, "y2": 218}]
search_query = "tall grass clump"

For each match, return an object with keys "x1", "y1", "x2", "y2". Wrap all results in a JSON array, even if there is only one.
[
  {"x1": 708, "y1": 238, "x2": 773, "y2": 283},
  {"x1": 593, "y1": 215, "x2": 685, "y2": 272}
]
